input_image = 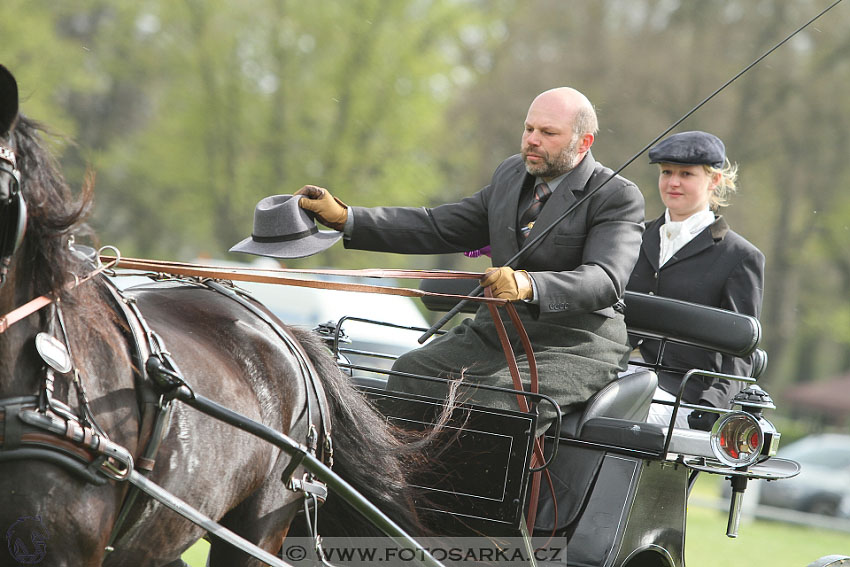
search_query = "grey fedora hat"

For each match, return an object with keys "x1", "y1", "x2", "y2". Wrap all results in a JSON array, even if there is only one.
[{"x1": 229, "y1": 194, "x2": 342, "y2": 259}]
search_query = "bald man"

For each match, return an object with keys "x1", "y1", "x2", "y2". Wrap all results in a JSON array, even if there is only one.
[{"x1": 296, "y1": 87, "x2": 644, "y2": 433}]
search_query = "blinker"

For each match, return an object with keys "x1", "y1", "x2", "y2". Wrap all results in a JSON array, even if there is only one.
[
  {"x1": 35, "y1": 332, "x2": 73, "y2": 374},
  {"x1": 0, "y1": 145, "x2": 21, "y2": 205}
]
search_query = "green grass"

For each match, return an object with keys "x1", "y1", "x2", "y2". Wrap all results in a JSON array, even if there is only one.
[
  {"x1": 685, "y1": 474, "x2": 850, "y2": 566},
  {"x1": 685, "y1": 505, "x2": 849, "y2": 566},
  {"x1": 181, "y1": 515, "x2": 849, "y2": 567},
  {"x1": 182, "y1": 539, "x2": 208, "y2": 566}
]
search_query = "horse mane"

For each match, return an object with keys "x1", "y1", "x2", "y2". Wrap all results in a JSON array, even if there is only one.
[
  {"x1": 289, "y1": 326, "x2": 444, "y2": 537},
  {"x1": 11, "y1": 114, "x2": 94, "y2": 297}
]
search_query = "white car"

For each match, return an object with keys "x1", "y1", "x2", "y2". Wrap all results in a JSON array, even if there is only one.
[
  {"x1": 757, "y1": 433, "x2": 850, "y2": 517},
  {"x1": 234, "y1": 273, "x2": 429, "y2": 366}
]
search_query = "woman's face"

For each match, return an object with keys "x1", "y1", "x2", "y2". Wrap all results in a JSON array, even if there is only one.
[{"x1": 657, "y1": 163, "x2": 719, "y2": 221}]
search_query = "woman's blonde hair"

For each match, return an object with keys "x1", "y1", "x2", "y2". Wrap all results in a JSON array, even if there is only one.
[{"x1": 705, "y1": 159, "x2": 738, "y2": 210}]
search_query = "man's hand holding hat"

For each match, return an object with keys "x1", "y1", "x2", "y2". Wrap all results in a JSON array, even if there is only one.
[
  {"x1": 295, "y1": 185, "x2": 348, "y2": 231},
  {"x1": 480, "y1": 267, "x2": 533, "y2": 301}
]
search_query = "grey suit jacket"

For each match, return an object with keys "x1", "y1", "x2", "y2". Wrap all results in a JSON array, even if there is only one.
[
  {"x1": 346, "y1": 151, "x2": 645, "y2": 319},
  {"x1": 627, "y1": 214, "x2": 765, "y2": 407}
]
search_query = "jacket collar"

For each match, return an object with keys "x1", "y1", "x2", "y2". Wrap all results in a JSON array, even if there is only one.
[
  {"x1": 642, "y1": 214, "x2": 729, "y2": 270},
  {"x1": 709, "y1": 215, "x2": 729, "y2": 239}
]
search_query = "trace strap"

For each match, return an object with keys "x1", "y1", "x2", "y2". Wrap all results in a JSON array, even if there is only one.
[
  {"x1": 127, "y1": 470, "x2": 295, "y2": 567},
  {"x1": 0, "y1": 257, "x2": 118, "y2": 334}
]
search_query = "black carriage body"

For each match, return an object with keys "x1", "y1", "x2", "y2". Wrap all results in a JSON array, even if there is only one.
[
  {"x1": 326, "y1": 285, "x2": 793, "y2": 567},
  {"x1": 364, "y1": 388, "x2": 537, "y2": 535}
]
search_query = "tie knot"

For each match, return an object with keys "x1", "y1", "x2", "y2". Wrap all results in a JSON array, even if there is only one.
[
  {"x1": 519, "y1": 182, "x2": 553, "y2": 240},
  {"x1": 535, "y1": 182, "x2": 551, "y2": 202},
  {"x1": 663, "y1": 221, "x2": 684, "y2": 239}
]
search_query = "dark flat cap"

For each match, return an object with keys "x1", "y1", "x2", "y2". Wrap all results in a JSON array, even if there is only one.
[
  {"x1": 230, "y1": 194, "x2": 341, "y2": 259},
  {"x1": 648, "y1": 131, "x2": 725, "y2": 168}
]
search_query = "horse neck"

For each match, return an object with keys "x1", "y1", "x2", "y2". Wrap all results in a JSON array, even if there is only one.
[{"x1": 0, "y1": 254, "x2": 49, "y2": 397}]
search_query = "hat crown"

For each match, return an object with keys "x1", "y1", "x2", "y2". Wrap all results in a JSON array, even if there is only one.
[
  {"x1": 252, "y1": 195, "x2": 312, "y2": 238},
  {"x1": 230, "y1": 194, "x2": 341, "y2": 259},
  {"x1": 648, "y1": 130, "x2": 725, "y2": 168}
]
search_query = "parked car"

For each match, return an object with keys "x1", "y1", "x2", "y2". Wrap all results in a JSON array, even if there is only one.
[
  {"x1": 233, "y1": 270, "x2": 431, "y2": 377},
  {"x1": 757, "y1": 433, "x2": 850, "y2": 517}
]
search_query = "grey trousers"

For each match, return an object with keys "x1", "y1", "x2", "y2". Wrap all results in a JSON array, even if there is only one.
[{"x1": 386, "y1": 305, "x2": 630, "y2": 435}]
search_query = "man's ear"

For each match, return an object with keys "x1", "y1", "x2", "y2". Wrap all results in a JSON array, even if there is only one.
[
  {"x1": 0, "y1": 65, "x2": 20, "y2": 137},
  {"x1": 577, "y1": 132, "x2": 594, "y2": 154}
]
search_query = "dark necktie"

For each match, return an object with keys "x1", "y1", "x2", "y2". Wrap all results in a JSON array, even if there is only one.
[{"x1": 519, "y1": 182, "x2": 552, "y2": 239}]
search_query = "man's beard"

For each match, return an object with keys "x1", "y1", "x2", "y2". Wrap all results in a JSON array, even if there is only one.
[{"x1": 523, "y1": 137, "x2": 581, "y2": 178}]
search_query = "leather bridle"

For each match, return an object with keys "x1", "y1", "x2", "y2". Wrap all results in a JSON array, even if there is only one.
[{"x1": 0, "y1": 141, "x2": 26, "y2": 287}]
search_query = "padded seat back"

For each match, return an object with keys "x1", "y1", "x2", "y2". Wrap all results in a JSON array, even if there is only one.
[{"x1": 560, "y1": 369, "x2": 657, "y2": 438}]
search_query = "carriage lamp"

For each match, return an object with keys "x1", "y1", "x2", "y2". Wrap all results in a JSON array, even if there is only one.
[
  {"x1": 732, "y1": 385, "x2": 781, "y2": 457},
  {"x1": 733, "y1": 384, "x2": 776, "y2": 415},
  {"x1": 709, "y1": 411, "x2": 764, "y2": 468}
]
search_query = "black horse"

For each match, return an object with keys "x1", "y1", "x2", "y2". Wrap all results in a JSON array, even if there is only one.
[{"x1": 0, "y1": 65, "x2": 436, "y2": 567}]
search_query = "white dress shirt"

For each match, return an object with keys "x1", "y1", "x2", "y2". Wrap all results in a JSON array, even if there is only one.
[{"x1": 658, "y1": 207, "x2": 715, "y2": 267}]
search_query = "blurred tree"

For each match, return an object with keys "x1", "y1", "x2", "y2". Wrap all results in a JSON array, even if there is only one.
[
  {"x1": 40, "y1": 0, "x2": 511, "y2": 265},
  {"x1": 0, "y1": 1, "x2": 99, "y2": 152}
]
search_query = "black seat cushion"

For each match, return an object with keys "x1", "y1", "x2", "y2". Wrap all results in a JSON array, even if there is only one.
[{"x1": 557, "y1": 370, "x2": 657, "y2": 438}]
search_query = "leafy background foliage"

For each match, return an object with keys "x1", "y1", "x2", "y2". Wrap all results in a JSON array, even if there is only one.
[{"x1": 3, "y1": 0, "x2": 850, "y2": 422}]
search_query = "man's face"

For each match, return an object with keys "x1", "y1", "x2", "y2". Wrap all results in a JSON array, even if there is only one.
[{"x1": 521, "y1": 103, "x2": 581, "y2": 180}]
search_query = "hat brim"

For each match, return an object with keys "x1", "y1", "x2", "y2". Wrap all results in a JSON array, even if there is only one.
[
  {"x1": 229, "y1": 230, "x2": 342, "y2": 259},
  {"x1": 648, "y1": 157, "x2": 724, "y2": 168}
]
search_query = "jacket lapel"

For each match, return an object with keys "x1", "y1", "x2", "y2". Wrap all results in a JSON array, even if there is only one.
[
  {"x1": 641, "y1": 216, "x2": 663, "y2": 271},
  {"x1": 499, "y1": 160, "x2": 533, "y2": 257}
]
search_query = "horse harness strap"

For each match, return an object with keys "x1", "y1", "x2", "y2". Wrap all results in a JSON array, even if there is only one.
[
  {"x1": 0, "y1": 255, "x2": 119, "y2": 334},
  {"x1": 0, "y1": 259, "x2": 135, "y2": 479},
  {"x1": 104, "y1": 255, "x2": 509, "y2": 308},
  {"x1": 100, "y1": 277, "x2": 180, "y2": 550},
  {"x1": 0, "y1": 142, "x2": 24, "y2": 287}
]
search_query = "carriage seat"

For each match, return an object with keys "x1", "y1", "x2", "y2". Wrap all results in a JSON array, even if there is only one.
[
  {"x1": 623, "y1": 290, "x2": 761, "y2": 358},
  {"x1": 558, "y1": 369, "x2": 657, "y2": 439}
]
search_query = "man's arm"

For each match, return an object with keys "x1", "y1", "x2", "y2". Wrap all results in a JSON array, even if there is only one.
[{"x1": 532, "y1": 180, "x2": 645, "y2": 316}]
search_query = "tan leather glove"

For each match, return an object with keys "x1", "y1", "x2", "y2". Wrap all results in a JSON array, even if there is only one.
[
  {"x1": 294, "y1": 185, "x2": 348, "y2": 231},
  {"x1": 480, "y1": 267, "x2": 533, "y2": 301}
]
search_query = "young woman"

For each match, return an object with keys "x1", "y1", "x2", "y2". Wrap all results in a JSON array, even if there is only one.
[{"x1": 627, "y1": 131, "x2": 765, "y2": 429}]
